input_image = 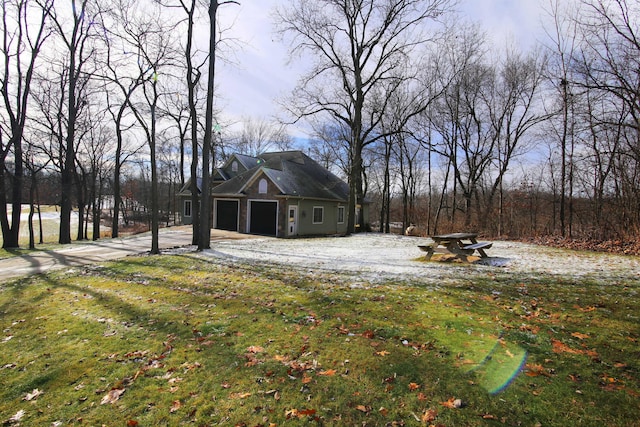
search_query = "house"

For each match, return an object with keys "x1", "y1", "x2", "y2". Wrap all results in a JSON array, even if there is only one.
[{"x1": 178, "y1": 150, "x2": 369, "y2": 237}]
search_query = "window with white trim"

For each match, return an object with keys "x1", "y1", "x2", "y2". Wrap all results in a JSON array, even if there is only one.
[
  {"x1": 258, "y1": 178, "x2": 268, "y2": 194},
  {"x1": 313, "y1": 206, "x2": 324, "y2": 224},
  {"x1": 337, "y1": 206, "x2": 345, "y2": 224},
  {"x1": 232, "y1": 161, "x2": 238, "y2": 172}
]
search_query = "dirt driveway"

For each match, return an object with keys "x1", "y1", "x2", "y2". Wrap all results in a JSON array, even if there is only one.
[{"x1": 0, "y1": 227, "x2": 253, "y2": 282}]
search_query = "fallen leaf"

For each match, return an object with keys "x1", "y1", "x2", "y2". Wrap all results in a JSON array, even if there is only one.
[
  {"x1": 356, "y1": 405, "x2": 371, "y2": 413},
  {"x1": 23, "y1": 388, "x2": 43, "y2": 401},
  {"x1": 362, "y1": 330, "x2": 375, "y2": 339},
  {"x1": 551, "y1": 339, "x2": 580, "y2": 354},
  {"x1": 286, "y1": 408, "x2": 317, "y2": 419},
  {"x1": 274, "y1": 354, "x2": 289, "y2": 363},
  {"x1": 379, "y1": 407, "x2": 389, "y2": 416},
  {"x1": 100, "y1": 388, "x2": 125, "y2": 405},
  {"x1": 298, "y1": 409, "x2": 317, "y2": 417},
  {"x1": 8, "y1": 410, "x2": 25, "y2": 423},
  {"x1": 170, "y1": 400, "x2": 182, "y2": 413},
  {"x1": 525, "y1": 363, "x2": 552, "y2": 377},
  {"x1": 229, "y1": 392, "x2": 252, "y2": 399},
  {"x1": 318, "y1": 369, "x2": 337, "y2": 376},
  {"x1": 571, "y1": 332, "x2": 590, "y2": 340},
  {"x1": 422, "y1": 408, "x2": 438, "y2": 422},
  {"x1": 247, "y1": 345, "x2": 264, "y2": 353},
  {"x1": 440, "y1": 397, "x2": 463, "y2": 408},
  {"x1": 408, "y1": 382, "x2": 420, "y2": 391},
  {"x1": 127, "y1": 420, "x2": 139, "y2": 427},
  {"x1": 376, "y1": 350, "x2": 390, "y2": 357}
]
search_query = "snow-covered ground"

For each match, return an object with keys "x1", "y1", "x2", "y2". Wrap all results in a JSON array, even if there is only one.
[{"x1": 198, "y1": 233, "x2": 640, "y2": 285}]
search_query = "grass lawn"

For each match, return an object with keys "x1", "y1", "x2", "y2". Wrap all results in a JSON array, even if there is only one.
[
  {"x1": 1, "y1": 252, "x2": 638, "y2": 426},
  {"x1": 0, "y1": 205, "x2": 108, "y2": 256}
]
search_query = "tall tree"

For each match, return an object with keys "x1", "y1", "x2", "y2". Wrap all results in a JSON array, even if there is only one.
[
  {"x1": 121, "y1": 1, "x2": 179, "y2": 254},
  {"x1": 0, "y1": 0, "x2": 52, "y2": 249},
  {"x1": 50, "y1": 0, "x2": 101, "y2": 244},
  {"x1": 276, "y1": 0, "x2": 455, "y2": 234},
  {"x1": 543, "y1": 0, "x2": 581, "y2": 237},
  {"x1": 100, "y1": 0, "x2": 148, "y2": 238},
  {"x1": 575, "y1": 0, "x2": 640, "y2": 234},
  {"x1": 198, "y1": 0, "x2": 239, "y2": 251}
]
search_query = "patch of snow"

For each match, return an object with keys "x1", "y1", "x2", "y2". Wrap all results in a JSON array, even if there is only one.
[{"x1": 192, "y1": 233, "x2": 640, "y2": 284}]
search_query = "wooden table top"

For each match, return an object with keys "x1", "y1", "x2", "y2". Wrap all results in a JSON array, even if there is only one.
[{"x1": 431, "y1": 233, "x2": 478, "y2": 240}]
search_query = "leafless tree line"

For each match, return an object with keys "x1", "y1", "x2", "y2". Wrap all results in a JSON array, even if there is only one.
[
  {"x1": 1, "y1": 0, "x2": 294, "y2": 250},
  {"x1": 2, "y1": 0, "x2": 639, "y2": 250},
  {"x1": 288, "y1": 0, "x2": 640, "y2": 241}
]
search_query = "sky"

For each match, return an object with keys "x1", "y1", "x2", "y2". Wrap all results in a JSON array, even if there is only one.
[{"x1": 215, "y1": 0, "x2": 553, "y2": 139}]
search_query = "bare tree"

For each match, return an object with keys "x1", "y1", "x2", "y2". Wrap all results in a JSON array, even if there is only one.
[
  {"x1": 49, "y1": 0, "x2": 103, "y2": 244},
  {"x1": 99, "y1": 0, "x2": 149, "y2": 238},
  {"x1": 484, "y1": 48, "x2": 549, "y2": 234},
  {"x1": 275, "y1": 0, "x2": 456, "y2": 234},
  {"x1": 199, "y1": 0, "x2": 239, "y2": 250},
  {"x1": 574, "y1": 0, "x2": 640, "y2": 235},
  {"x1": 229, "y1": 116, "x2": 292, "y2": 156},
  {"x1": 428, "y1": 23, "x2": 489, "y2": 227},
  {"x1": 120, "y1": 1, "x2": 179, "y2": 254},
  {"x1": 0, "y1": 0, "x2": 53, "y2": 249},
  {"x1": 542, "y1": 0, "x2": 582, "y2": 237}
]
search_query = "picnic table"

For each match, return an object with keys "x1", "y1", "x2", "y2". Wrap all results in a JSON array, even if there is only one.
[{"x1": 418, "y1": 232, "x2": 492, "y2": 261}]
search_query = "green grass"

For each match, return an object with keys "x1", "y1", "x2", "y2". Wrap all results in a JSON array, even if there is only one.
[
  {"x1": 1, "y1": 253, "x2": 639, "y2": 426},
  {"x1": 0, "y1": 205, "x2": 104, "y2": 255}
]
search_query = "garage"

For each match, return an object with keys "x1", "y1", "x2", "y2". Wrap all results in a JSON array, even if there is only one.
[
  {"x1": 249, "y1": 200, "x2": 277, "y2": 236},
  {"x1": 215, "y1": 200, "x2": 239, "y2": 231}
]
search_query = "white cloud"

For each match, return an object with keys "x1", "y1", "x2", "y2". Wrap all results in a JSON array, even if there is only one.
[
  {"x1": 214, "y1": 0, "x2": 555, "y2": 138},
  {"x1": 460, "y1": 0, "x2": 549, "y2": 50}
]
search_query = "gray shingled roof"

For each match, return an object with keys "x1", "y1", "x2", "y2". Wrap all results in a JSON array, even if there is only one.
[{"x1": 212, "y1": 151, "x2": 349, "y2": 201}]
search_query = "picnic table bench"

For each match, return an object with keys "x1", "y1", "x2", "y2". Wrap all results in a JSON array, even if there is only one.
[{"x1": 418, "y1": 233, "x2": 492, "y2": 261}]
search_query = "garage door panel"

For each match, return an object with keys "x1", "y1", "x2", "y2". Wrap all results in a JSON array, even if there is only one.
[
  {"x1": 250, "y1": 201, "x2": 277, "y2": 236},
  {"x1": 216, "y1": 200, "x2": 239, "y2": 231}
]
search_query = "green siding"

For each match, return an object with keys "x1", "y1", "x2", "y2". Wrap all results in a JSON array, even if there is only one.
[{"x1": 294, "y1": 200, "x2": 347, "y2": 236}]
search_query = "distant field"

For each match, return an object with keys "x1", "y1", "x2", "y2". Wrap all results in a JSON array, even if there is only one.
[{"x1": 1, "y1": 205, "x2": 86, "y2": 247}]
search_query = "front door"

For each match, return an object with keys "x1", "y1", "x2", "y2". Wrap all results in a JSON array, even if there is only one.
[{"x1": 288, "y1": 205, "x2": 298, "y2": 236}]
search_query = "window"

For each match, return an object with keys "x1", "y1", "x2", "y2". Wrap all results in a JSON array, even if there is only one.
[
  {"x1": 313, "y1": 206, "x2": 324, "y2": 224},
  {"x1": 232, "y1": 161, "x2": 238, "y2": 172},
  {"x1": 184, "y1": 200, "x2": 192, "y2": 217},
  {"x1": 337, "y1": 206, "x2": 345, "y2": 224},
  {"x1": 258, "y1": 178, "x2": 268, "y2": 194}
]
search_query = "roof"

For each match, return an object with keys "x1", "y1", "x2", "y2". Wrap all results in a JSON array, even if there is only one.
[{"x1": 212, "y1": 151, "x2": 349, "y2": 201}]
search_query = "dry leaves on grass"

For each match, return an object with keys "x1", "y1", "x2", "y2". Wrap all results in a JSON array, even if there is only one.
[
  {"x1": 422, "y1": 408, "x2": 438, "y2": 422},
  {"x1": 100, "y1": 388, "x2": 125, "y2": 405},
  {"x1": 285, "y1": 408, "x2": 317, "y2": 419},
  {"x1": 551, "y1": 339, "x2": 598, "y2": 357},
  {"x1": 170, "y1": 400, "x2": 182, "y2": 413},
  {"x1": 525, "y1": 363, "x2": 553, "y2": 377},
  {"x1": 440, "y1": 397, "x2": 464, "y2": 408},
  {"x1": 23, "y1": 388, "x2": 43, "y2": 401}
]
